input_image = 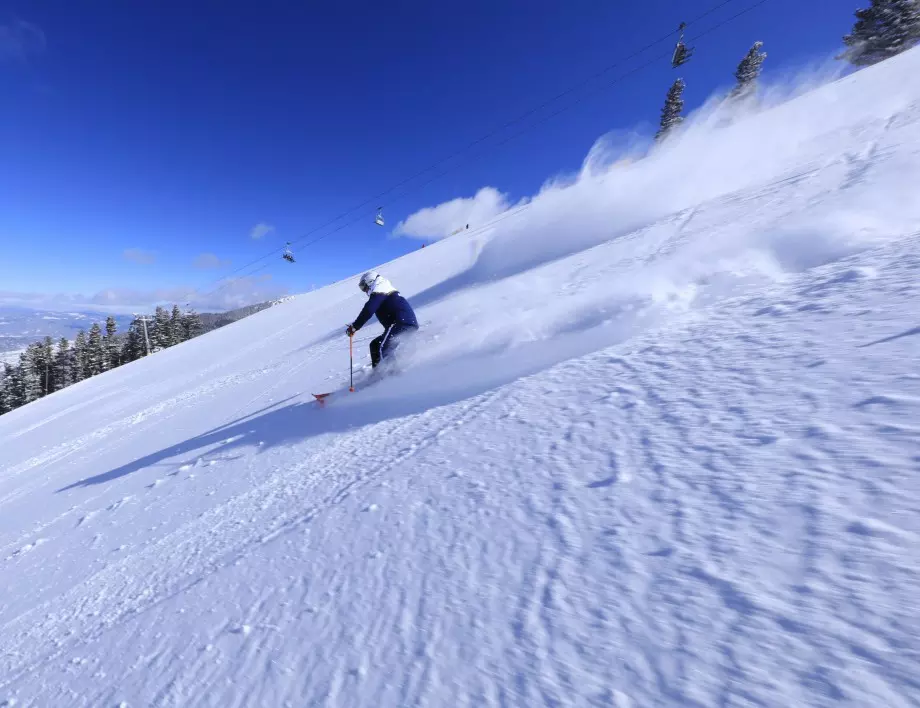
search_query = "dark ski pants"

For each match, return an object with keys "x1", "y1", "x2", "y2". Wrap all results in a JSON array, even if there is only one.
[{"x1": 370, "y1": 323, "x2": 418, "y2": 367}]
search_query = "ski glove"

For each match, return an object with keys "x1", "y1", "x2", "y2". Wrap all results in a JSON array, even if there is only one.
[{"x1": 346, "y1": 324, "x2": 356, "y2": 337}]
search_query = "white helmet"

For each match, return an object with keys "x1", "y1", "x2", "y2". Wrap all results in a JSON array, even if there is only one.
[
  {"x1": 358, "y1": 270, "x2": 396, "y2": 296},
  {"x1": 359, "y1": 271, "x2": 379, "y2": 293}
]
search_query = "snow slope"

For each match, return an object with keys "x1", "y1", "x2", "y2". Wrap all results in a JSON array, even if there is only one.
[{"x1": 2, "y1": 49, "x2": 920, "y2": 707}]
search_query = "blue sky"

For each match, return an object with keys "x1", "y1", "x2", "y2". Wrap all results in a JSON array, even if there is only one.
[{"x1": 1, "y1": 0, "x2": 855, "y2": 312}]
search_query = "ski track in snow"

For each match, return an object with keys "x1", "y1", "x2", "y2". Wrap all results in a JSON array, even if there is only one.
[
  {"x1": 0, "y1": 329, "x2": 350, "y2": 554},
  {"x1": 2, "y1": 48, "x2": 920, "y2": 708}
]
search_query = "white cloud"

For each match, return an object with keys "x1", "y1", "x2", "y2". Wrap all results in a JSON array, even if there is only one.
[
  {"x1": 0, "y1": 276, "x2": 289, "y2": 315},
  {"x1": 0, "y1": 20, "x2": 46, "y2": 62},
  {"x1": 123, "y1": 248, "x2": 157, "y2": 265},
  {"x1": 394, "y1": 187, "x2": 512, "y2": 240},
  {"x1": 250, "y1": 222, "x2": 274, "y2": 240},
  {"x1": 193, "y1": 252, "x2": 232, "y2": 269}
]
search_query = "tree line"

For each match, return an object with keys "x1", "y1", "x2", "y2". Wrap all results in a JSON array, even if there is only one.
[
  {"x1": 0, "y1": 305, "x2": 203, "y2": 416},
  {"x1": 655, "y1": 0, "x2": 920, "y2": 141}
]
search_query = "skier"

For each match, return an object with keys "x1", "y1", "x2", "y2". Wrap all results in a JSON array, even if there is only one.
[{"x1": 346, "y1": 271, "x2": 419, "y2": 369}]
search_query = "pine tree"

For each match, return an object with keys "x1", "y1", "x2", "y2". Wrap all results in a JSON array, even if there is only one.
[
  {"x1": 123, "y1": 319, "x2": 145, "y2": 362},
  {"x1": 656, "y1": 78, "x2": 686, "y2": 142},
  {"x1": 22, "y1": 342, "x2": 48, "y2": 400},
  {"x1": 54, "y1": 337, "x2": 73, "y2": 391},
  {"x1": 18, "y1": 348, "x2": 42, "y2": 405},
  {"x1": 86, "y1": 322, "x2": 105, "y2": 377},
  {"x1": 38, "y1": 336, "x2": 55, "y2": 396},
  {"x1": 0, "y1": 364, "x2": 15, "y2": 415},
  {"x1": 72, "y1": 330, "x2": 87, "y2": 383},
  {"x1": 730, "y1": 42, "x2": 767, "y2": 100},
  {"x1": 105, "y1": 316, "x2": 120, "y2": 370},
  {"x1": 182, "y1": 309, "x2": 204, "y2": 341},
  {"x1": 3, "y1": 361, "x2": 23, "y2": 410},
  {"x1": 841, "y1": 0, "x2": 920, "y2": 66},
  {"x1": 170, "y1": 305, "x2": 184, "y2": 345},
  {"x1": 153, "y1": 306, "x2": 172, "y2": 351}
]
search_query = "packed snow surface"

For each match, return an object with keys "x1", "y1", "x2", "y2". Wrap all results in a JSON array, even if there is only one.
[{"x1": 2, "y1": 49, "x2": 920, "y2": 707}]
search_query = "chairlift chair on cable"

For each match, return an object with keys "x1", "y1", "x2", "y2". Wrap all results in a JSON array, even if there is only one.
[
  {"x1": 672, "y1": 22, "x2": 694, "y2": 69},
  {"x1": 375, "y1": 207, "x2": 385, "y2": 227},
  {"x1": 282, "y1": 242, "x2": 296, "y2": 263}
]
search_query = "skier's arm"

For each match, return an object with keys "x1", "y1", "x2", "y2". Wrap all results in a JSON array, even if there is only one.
[{"x1": 352, "y1": 293, "x2": 385, "y2": 331}]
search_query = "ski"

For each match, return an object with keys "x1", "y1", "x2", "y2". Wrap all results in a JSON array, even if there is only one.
[{"x1": 311, "y1": 391, "x2": 338, "y2": 407}]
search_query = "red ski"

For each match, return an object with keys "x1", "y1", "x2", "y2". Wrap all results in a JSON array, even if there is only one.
[{"x1": 311, "y1": 391, "x2": 338, "y2": 407}]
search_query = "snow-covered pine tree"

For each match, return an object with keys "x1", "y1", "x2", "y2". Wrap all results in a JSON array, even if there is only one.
[
  {"x1": 0, "y1": 361, "x2": 21, "y2": 413},
  {"x1": 105, "y1": 316, "x2": 119, "y2": 370},
  {"x1": 656, "y1": 78, "x2": 686, "y2": 142},
  {"x1": 0, "y1": 364, "x2": 14, "y2": 415},
  {"x1": 39, "y1": 336, "x2": 55, "y2": 395},
  {"x1": 730, "y1": 41, "x2": 767, "y2": 100},
  {"x1": 153, "y1": 306, "x2": 172, "y2": 351},
  {"x1": 54, "y1": 337, "x2": 73, "y2": 391},
  {"x1": 22, "y1": 342, "x2": 46, "y2": 399},
  {"x1": 170, "y1": 305, "x2": 184, "y2": 345},
  {"x1": 3, "y1": 361, "x2": 23, "y2": 411},
  {"x1": 86, "y1": 322, "x2": 105, "y2": 377},
  {"x1": 841, "y1": 0, "x2": 920, "y2": 66},
  {"x1": 1, "y1": 364, "x2": 12, "y2": 413},
  {"x1": 182, "y1": 308, "x2": 204, "y2": 341},
  {"x1": 72, "y1": 330, "x2": 87, "y2": 383},
  {"x1": 123, "y1": 319, "x2": 145, "y2": 362},
  {"x1": 18, "y1": 347, "x2": 42, "y2": 405}
]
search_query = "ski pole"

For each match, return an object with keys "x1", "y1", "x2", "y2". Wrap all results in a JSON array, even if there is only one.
[{"x1": 349, "y1": 333, "x2": 355, "y2": 392}]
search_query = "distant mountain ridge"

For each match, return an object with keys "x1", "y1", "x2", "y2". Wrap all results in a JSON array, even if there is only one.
[
  {"x1": 0, "y1": 298, "x2": 293, "y2": 355},
  {"x1": 0, "y1": 308, "x2": 134, "y2": 354},
  {"x1": 1, "y1": 296, "x2": 297, "y2": 417},
  {"x1": 195, "y1": 297, "x2": 295, "y2": 333}
]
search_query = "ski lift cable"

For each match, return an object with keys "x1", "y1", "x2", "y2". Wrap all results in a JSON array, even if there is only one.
[
  {"x1": 282, "y1": 0, "x2": 774, "y2": 251},
  {"x1": 484, "y1": 0, "x2": 773, "y2": 152},
  {"x1": 214, "y1": 202, "x2": 534, "y2": 307},
  {"x1": 685, "y1": 0, "x2": 771, "y2": 46},
  {"x1": 278, "y1": 0, "x2": 741, "y2": 242},
  {"x1": 202, "y1": 0, "x2": 756, "y2": 297},
  {"x1": 207, "y1": 0, "x2": 771, "y2": 302},
  {"x1": 202, "y1": 0, "x2": 770, "y2": 301}
]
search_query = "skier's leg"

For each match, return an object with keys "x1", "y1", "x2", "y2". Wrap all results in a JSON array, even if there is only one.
[
  {"x1": 370, "y1": 335, "x2": 384, "y2": 368},
  {"x1": 379, "y1": 325, "x2": 400, "y2": 362},
  {"x1": 380, "y1": 323, "x2": 416, "y2": 362}
]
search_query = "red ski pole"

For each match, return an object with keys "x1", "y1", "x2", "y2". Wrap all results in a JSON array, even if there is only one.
[{"x1": 349, "y1": 333, "x2": 355, "y2": 392}]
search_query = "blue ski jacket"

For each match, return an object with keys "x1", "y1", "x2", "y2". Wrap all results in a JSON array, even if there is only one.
[{"x1": 352, "y1": 291, "x2": 418, "y2": 332}]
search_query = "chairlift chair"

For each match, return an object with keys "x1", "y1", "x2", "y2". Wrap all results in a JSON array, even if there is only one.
[
  {"x1": 282, "y1": 243, "x2": 296, "y2": 263},
  {"x1": 671, "y1": 22, "x2": 694, "y2": 69},
  {"x1": 375, "y1": 207, "x2": 385, "y2": 227}
]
